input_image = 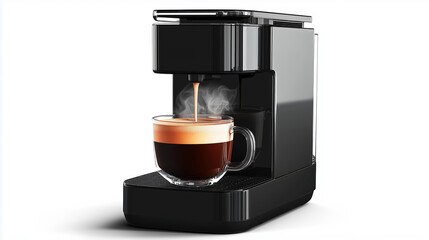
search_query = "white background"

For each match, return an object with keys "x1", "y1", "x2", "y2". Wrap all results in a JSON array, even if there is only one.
[{"x1": 1, "y1": 0, "x2": 429, "y2": 239}]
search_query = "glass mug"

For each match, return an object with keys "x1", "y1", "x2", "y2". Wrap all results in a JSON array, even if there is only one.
[{"x1": 153, "y1": 114, "x2": 255, "y2": 187}]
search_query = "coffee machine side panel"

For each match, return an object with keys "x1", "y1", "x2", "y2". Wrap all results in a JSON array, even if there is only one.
[{"x1": 272, "y1": 27, "x2": 315, "y2": 178}]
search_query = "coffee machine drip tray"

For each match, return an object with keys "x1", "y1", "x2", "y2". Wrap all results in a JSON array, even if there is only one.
[
  {"x1": 123, "y1": 164, "x2": 315, "y2": 233},
  {"x1": 125, "y1": 170, "x2": 270, "y2": 192}
]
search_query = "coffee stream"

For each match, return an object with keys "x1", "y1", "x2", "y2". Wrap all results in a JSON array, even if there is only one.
[{"x1": 193, "y1": 82, "x2": 199, "y2": 122}]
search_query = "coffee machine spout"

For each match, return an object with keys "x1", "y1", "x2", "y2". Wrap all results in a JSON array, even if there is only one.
[{"x1": 187, "y1": 74, "x2": 220, "y2": 83}]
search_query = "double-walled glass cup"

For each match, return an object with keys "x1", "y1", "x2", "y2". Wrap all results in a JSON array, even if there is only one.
[{"x1": 153, "y1": 114, "x2": 255, "y2": 187}]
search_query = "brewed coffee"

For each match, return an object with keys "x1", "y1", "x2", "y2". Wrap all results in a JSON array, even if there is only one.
[
  {"x1": 153, "y1": 118, "x2": 234, "y2": 180},
  {"x1": 155, "y1": 141, "x2": 233, "y2": 180}
]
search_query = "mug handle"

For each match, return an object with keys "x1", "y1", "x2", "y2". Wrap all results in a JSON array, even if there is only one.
[{"x1": 227, "y1": 126, "x2": 256, "y2": 172}]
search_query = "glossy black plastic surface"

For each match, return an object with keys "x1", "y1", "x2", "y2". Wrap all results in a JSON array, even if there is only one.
[
  {"x1": 153, "y1": 24, "x2": 270, "y2": 73},
  {"x1": 123, "y1": 164, "x2": 315, "y2": 233}
]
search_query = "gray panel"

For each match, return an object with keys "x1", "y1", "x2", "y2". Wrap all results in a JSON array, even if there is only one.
[{"x1": 272, "y1": 27, "x2": 315, "y2": 177}]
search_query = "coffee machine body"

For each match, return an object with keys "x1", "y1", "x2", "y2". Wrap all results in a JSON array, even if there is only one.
[{"x1": 124, "y1": 9, "x2": 317, "y2": 233}]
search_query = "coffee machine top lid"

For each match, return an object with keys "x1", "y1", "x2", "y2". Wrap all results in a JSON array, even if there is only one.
[{"x1": 153, "y1": 9, "x2": 312, "y2": 25}]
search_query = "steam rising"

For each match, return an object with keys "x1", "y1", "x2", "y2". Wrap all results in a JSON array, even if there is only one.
[{"x1": 175, "y1": 83, "x2": 237, "y2": 115}]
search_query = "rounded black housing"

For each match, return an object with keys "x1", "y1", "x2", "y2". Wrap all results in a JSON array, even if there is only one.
[{"x1": 153, "y1": 24, "x2": 271, "y2": 73}]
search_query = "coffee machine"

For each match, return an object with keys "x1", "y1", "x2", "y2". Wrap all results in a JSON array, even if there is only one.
[{"x1": 123, "y1": 9, "x2": 317, "y2": 233}]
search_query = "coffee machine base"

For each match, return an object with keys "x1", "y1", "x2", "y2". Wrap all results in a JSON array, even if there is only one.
[{"x1": 123, "y1": 164, "x2": 315, "y2": 234}]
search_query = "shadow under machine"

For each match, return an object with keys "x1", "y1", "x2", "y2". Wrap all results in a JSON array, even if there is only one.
[{"x1": 123, "y1": 9, "x2": 318, "y2": 233}]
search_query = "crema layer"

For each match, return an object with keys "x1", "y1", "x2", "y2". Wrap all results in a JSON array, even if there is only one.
[{"x1": 153, "y1": 118, "x2": 234, "y2": 144}]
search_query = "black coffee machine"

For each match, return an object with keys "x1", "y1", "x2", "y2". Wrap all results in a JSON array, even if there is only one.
[{"x1": 123, "y1": 9, "x2": 317, "y2": 233}]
